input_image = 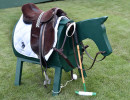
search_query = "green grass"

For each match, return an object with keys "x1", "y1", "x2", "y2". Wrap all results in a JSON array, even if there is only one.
[{"x1": 0, "y1": 0, "x2": 130, "y2": 100}]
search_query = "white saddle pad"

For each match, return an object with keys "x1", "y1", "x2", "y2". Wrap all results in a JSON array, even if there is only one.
[{"x1": 13, "y1": 15, "x2": 68, "y2": 60}]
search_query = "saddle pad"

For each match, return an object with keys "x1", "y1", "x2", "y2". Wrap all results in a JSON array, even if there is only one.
[{"x1": 13, "y1": 15, "x2": 68, "y2": 60}]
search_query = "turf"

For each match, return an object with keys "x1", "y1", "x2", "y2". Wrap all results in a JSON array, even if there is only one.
[{"x1": 0, "y1": 0, "x2": 130, "y2": 100}]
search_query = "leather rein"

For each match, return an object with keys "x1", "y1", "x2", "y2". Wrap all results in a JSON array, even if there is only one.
[{"x1": 80, "y1": 42, "x2": 106, "y2": 70}]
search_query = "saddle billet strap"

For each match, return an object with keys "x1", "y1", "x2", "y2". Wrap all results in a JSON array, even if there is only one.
[
  {"x1": 39, "y1": 24, "x2": 48, "y2": 67},
  {"x1": 39, "y1": 24, "x2": 47, "y2": 87},
  {"x1": 39, "y1": 23, "x2": 54, "y2": 87}
]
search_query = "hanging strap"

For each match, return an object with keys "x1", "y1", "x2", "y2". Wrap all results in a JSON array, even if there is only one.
[
  {"x1": 72, "y1": 36, "x2": 80, "y2": 69},
  {"x1": 39, "y1": 24, "x2": 49, "y2": 87},
  {"x1": 80, "y1": 42, "x2": 106, "y2": 70},
  {"x1": 81, "y1": 42, "x2": 106, "y2": 62},
  {"x1": 87, "y1": 51, "x2": 106, "y2": 70}
]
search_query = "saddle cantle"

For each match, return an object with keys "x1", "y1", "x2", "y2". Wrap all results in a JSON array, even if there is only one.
[{"x1": 22, "y1": 3, "x2": 67, "y2": 61}]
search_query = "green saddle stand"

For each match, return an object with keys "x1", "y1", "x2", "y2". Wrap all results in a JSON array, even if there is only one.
[
  {"x1": 12, "y1": 18, "x2": 87, "y2": 96},
  {"x1": 13, "y1": 16, "x2": 112, "y2": 96}
]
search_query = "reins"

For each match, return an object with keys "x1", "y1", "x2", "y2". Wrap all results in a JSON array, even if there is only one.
[{"x1": 80, "y1": 42, "x2": 106, "y2": 70}]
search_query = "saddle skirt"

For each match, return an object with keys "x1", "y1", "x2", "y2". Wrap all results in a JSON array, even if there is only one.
[{"x1": 13, "y1": 15, "x2": 68, "y2": 60}]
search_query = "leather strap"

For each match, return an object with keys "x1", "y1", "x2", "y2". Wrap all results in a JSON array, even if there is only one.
[
  {"x1": 72, "y1": 36, "x2": 80, "y2": 69},
  {"x1": 39, "y1": 24, "x2": 48, "y2": 87},
  {"x1": 80, "y1": 42, "x2": 106, "y2": 70},
  {"x1": 53, "y1": 48, "x2": 74, "y2": 68},
  {"x1": 81, "y1": 42, "x2": 106, "y2": 62},
  {"x1": 87, "y1": 51, "x2": 106, "y2": 70}
]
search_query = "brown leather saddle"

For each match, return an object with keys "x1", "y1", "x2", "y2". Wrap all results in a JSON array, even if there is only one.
[
  {"x1": 22, "y1": 3, "x2": 66, "y2": 58},
  {"x1": 22, "y1": 4, "x2": 79, "y2": 86},
  {"x1": 22, "y1": 3, "x2": 78, "y2": 72}
]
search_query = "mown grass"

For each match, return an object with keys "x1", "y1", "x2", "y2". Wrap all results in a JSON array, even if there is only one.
[{"x1": 0, "y1": 0, "x2": 130, "y2": 100}]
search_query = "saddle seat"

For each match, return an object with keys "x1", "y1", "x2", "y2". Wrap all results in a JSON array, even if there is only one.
[{"x1": 22, "y1": 3, "x2": 55, "y2": 24}]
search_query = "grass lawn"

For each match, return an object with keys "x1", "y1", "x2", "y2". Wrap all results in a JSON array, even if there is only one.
[{"x1": 0, "y1": 0, "x2": 130, "y2": 100}]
